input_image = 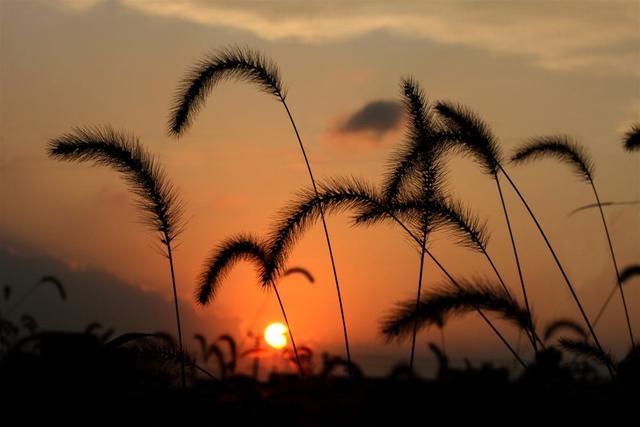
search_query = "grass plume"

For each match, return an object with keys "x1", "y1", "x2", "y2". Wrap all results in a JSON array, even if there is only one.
[
  {"x1": 558, "y1": 338, "x2": 615, "y2": 370},
  {"x1": 197, "y1": 234, "x2": 303, "y2": 376},
  {"x1": 284, "y1": 267, "x2": 315, "y2": 284},
  {"x1": 170, "y1": 45, "x2": 351, "y2": 373},
  {"x1": 620, "y1": 264, "x2": 640, "y2": 284},
  {"x1": 169, "y1": 46, "x2": 285, "y2": 136},
  {"x1": 511, "y1": 136, "x2": 593, "y2": 182},
  {"x1": 511, "y1": 135, "x2": 634, "y2": 347},
  {"x1": 435, "y1": 101, "x2": 502, "y2": 175},
  {"x1": 543, "y1": 318, "x2": 588, "y2": 342},
  {"x1": 623, "y1": 123, "x2": 640, "y2": 151},
  {"x1": 569, "y1": 200, "x2": 640, "y2": 216},
  {"x1": 197, "y1": 233, "x2": 269, "y2": 305},
  {"x1": 434, "y1": 101, "x2": 536, "y2": 354},
  {"x1": 594, "y1": 264, "x2": 640, "y2": 327},
  {"x1": 381, "y1": 279, "x2": 531, "y2": 340}
]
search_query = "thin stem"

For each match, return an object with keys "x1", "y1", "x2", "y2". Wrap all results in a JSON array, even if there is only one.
[
  {"x1": 593, "y1": 286, "x2": 617, "y2": 326},
  {"x1": 590, "y1": 181, "x2": 634, "y2": 346},
  {"x1": 271, "y1": 281, "x2": 304, "y2": 377},
  {"x1": 481, "y1": 246, "x2": 513, "y2": 301},
  {"x1": 7, "y1": 284, "x2": 39, "y2": 315},
  {"x1": 279, "y1": 95, "x2": 352, "y2": 376},
  {"x1": 165, "y1": 238, "x2": 186, "y2": 388},
  {"x1": 495, "y1": 174, "x2": 538, "y2": 354},
  {"x1": 409, "y1": 231, "x2": 428, "y2": 375},
  {"x1": 423, "y1": 245, "x2": 528, "y2": 369},
  {"x1": 498, "y1": 164, "x2": 614, "y2": 378}
]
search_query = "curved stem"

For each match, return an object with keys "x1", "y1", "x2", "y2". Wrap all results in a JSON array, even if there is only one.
[
  {"x1": 590, "y1": 180, "x2": 634, "y2": 346},
  {"x1": 279, "y1": 96, "x2": 352, "y2": 376},
  {"x1": 165, "y1": 239, "x2": 186, "y2": 388},
  {"x1": 271, "y1": 281, "x2": 304, "y2": 377},
  {"x1": 495, "y1": 174, "x2": 538, "y2": 355},
  {"x1": 409, "y1": 231, "x2": 428, "y2": 375},
  {"x1": 498, "y1": 165, "x2": 614, "y2": 378}
]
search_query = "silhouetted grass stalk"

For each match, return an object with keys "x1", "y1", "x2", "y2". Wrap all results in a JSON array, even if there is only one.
[
  {"x1": 165, "y1": 244, "x2": 186, "y2": 386},
  {"x1": 355, "y1": 192, "x2": 528, "y2": 367},
  {"x1": 495, "y1": 174, "x2": 537, "y2": 353},
  {"x1": 196, "y1": 234, "x2": 304, "y2": 376},
  {"x1": 48, "y1": 128, "x2": 188, "y2": 387},
  {"x1": 271, "y1": 281, "x2": 304, "y2": 376},
  {"x1": 274, "y1": 180, "x2": 527, "y2": 367},
  {"x1": 170, "y1": 47, "x2": 351, "y2": 375},
  {"x1": 434, "y1": 102, "x2": 538, "y2": 354},
  {"x1": 409, "y1": 230, "x2": 428, "y2": 374},
  {"x1": 498, "y1": 165, "x2": 614, "y2": 377},
  {"x1": 279, "y1": 98, "x2": 351, "y2": 375},
  {"x1": 590, "y1": 181, "x2": 634, "y2": 346},
  {"x1": 511, "y1": 136, "x2": 633, "y2": 349}
]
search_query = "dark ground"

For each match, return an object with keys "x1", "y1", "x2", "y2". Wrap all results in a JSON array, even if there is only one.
[{"x1": 1, "y1": 331, "x2": 637, "y2": 425}]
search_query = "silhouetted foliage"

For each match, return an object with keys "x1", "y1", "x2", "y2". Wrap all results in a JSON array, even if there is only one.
[
  {"x1": 217, "y1": 334, "x2": 238, "y2": 374},
  {"x1": 19, "y1": 314, "x2": 38, "y2": 335},
  {"x1": 511, "y1": 136, "x2": 593, "y2": 181},
  {"x1": 543, "y1": 318, "x2": 588, "y2": 343},
  {"x1": 38, "y1": 275, "x2": 67, "y2": 300},
  {"x1": 169, "y1": 46, "x2": 286, "y2": 136},
  {"x1": 623, "y1": 123, "x2": 640, "y2": 151},
  {"x1": 48, "y1": 126, "x2": 188, "y2": 386},
  {"x1": 171, "y1": 44, "x2": 351, "y2": 375},
  {"x1": 283, "y1": 267, "x2": 315, "y2": 284},
  {"x1": 435, "y1": 101, "x2": 502, "y2": 175},
  {"x1": 197, "y1": 234, "x2": 269, "y2": 304},
  {"x1": 382, "y1": 280, "x2": 531, "y2": 340},
  {"x1": 509, "y1": 134, "x2": 625, "y2": 369},
  {"x1": 320, "y1": 353, "x2": 363, "y2": 379},
  {"x1": 558, "y1": 338, "x2": 615, "y2": 370},
  {"x1": 619, "y1": 264, "x2": 640, "y2": 284},
  {"x1": 569, "y1": 200, "x2": 640, "y2": 216},
  {"x1": 48, "y1": 127, "x2": 184, "y2": 247}
]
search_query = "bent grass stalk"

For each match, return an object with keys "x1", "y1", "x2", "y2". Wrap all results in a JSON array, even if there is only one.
[
  {"x1": 47, "y1": 126, "x2": 188, "y2": 387},
  {"x1": 169, "y1": 46, "x2": 351, "y2": 374}
]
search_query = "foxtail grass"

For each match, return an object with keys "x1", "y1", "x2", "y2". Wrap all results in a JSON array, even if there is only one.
[
  {"x1": 382, "y1": 279, "x2": 532, "y2": 347},
  {"x1": 269, "y1": 177, "x2": 527, "y2": 367},
  {"x1": 543, "y1": 318, "x2": 588, "y2": 343},
  {"x1": 47, "y1": 126, "x2": 188, "y2": 387},
  {"x1": 435, "y1": 101, "x2": 537, "y2": 354},
  {"x1": 623, "y1": 123, "x2": 640, "y2": 151},
  {"x1": 169, "y1": 46, "x2": 351, "y2": 372},
  {"x1": 196, "y1": 233, "x2": 304, "y2": 376},
  {"x1": 512, "y1": 136, "x2": 634, "y2": 349}
]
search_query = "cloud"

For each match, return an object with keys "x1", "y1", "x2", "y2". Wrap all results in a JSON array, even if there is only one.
[
  {"x1": 55, "y1": 0, "x2": 103, "y2": 13},
  {"x1": 51, "y1": 0, "x2": 639, "y2": 75},
  {"x1": 340, "y1": 100, "x2": 403, "y2": 134},
  {"x1": 320, "y1": 99, "x2": 403, "y2": 151},
  {"x1": 0, "y1": 238, "x2": 239, "y2": 340}
]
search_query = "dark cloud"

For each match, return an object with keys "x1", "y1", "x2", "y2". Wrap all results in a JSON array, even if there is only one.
[
  {"x1": 0, "y1": 240, "x2": 239, "y2": 342},
  {"x1": 339, "y1": 100, "x2": 403, "y2": 135}
]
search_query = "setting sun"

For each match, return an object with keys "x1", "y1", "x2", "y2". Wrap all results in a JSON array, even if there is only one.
[{"x1": 264, "y1": 322, "x2": 288, "y2": 349}]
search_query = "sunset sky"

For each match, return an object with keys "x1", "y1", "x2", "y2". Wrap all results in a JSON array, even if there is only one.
[{"x1": 1, "y1": 0, "x2": 638, "y2": 376}]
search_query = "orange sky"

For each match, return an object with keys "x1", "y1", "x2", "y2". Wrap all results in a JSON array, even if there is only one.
[{"x1": 1, "y1": 0, "x2": 639, "y2": 375}]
